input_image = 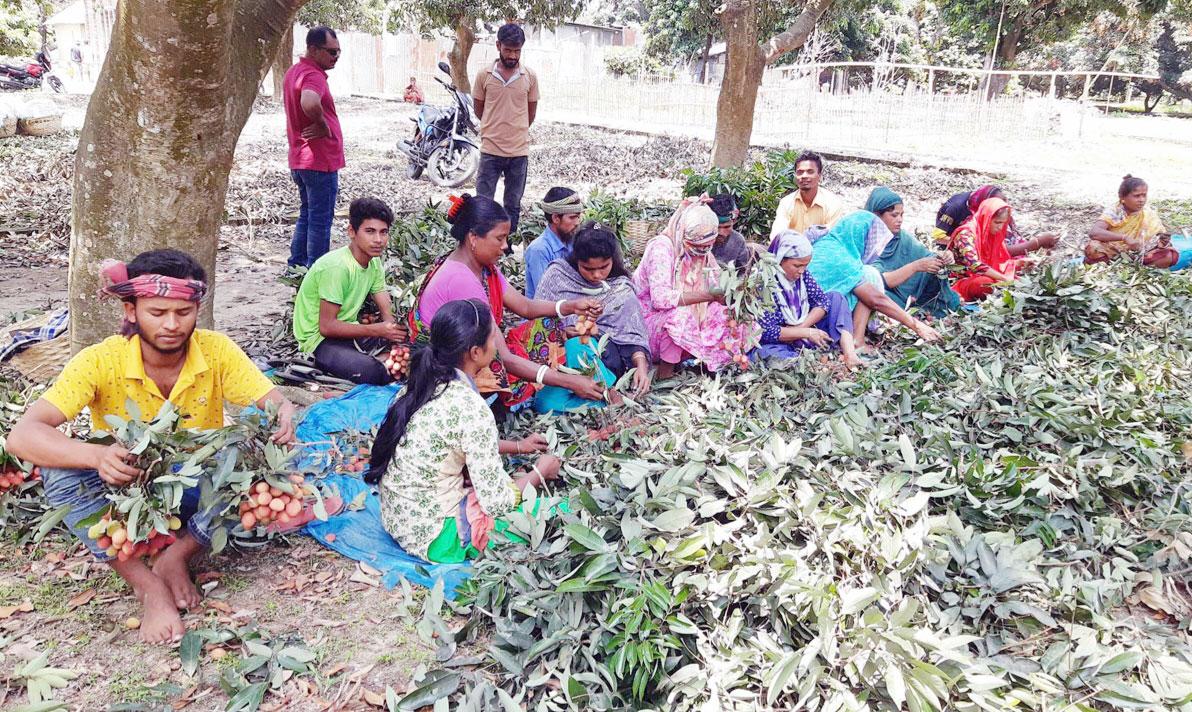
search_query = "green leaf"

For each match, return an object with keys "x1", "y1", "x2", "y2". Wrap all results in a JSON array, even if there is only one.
[
  {"x1": 398, "y1": 671, "x2": 460, "y2": 710},
  {"x1": 563, "y1": 523, "x2": 606, "y2": 552},
  {"x1": 180, "y1": 631, "x2": 203, "y2": 676},
  {"x1": 225, "y1": 681, "x2": 268, "y2": 712}
]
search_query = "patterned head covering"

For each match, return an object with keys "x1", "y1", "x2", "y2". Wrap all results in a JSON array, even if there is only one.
[
  {"x1": 768, "y1": 230, "x2": 814, "y2": 324},
  {"x1": 967, "y1": 185, "x2": 1001, "y2": 212},
  {"x1": 99, "y1": 259, "x2": 208, "y2": 337}
]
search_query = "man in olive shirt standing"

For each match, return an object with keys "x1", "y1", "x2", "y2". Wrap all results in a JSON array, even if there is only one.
[{"x1": 473, "y1": 23, "x2": 539, "y2": 238}]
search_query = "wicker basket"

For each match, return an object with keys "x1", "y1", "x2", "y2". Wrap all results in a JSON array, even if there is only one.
[
  {"x1": 18, "y1": 114, "x2": 63, "y2": 137},
  {"x1": 7, "y1": 333, "x2": 71, "y2": 383},
  {"x1": 625, "y1": 219, "x2": 663, "y2": 257}
]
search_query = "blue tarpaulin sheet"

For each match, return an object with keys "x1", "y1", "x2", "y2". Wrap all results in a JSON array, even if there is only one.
[{"x1": 296, "y1": 384, "x2": 472, "y2": 597}]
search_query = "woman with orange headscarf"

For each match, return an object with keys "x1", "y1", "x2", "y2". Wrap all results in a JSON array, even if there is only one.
[{"x1": 948, "y1": 197, "x2": 1016, "y2": 302}]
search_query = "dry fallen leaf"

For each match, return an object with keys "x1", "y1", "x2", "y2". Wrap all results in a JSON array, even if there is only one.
[
  {"x1": 0, "y1": 600, "x2": 34, "y2": 618},
  {"x1": 67, "y1": 589, "x2": 97, "y2": 609},
  {"x1": 361, "y1": 689, "x2": 386, "y2": 707},
  {"x1": 206, "y1": 600, "x2": 234, "y2": 614}
]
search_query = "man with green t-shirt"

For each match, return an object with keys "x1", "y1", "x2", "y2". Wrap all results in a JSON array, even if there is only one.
[{"x1": 292, "y1": 197, "x2": 406, "y2": 384}]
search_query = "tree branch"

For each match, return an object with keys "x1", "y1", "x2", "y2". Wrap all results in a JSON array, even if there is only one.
[{"x1": 762, "y1": 0, "x2": 833, "y2": 64}]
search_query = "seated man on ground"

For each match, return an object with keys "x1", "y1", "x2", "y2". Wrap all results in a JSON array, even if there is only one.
[
  {"x1": 769, "y1": 151, "x2": 845, "y2": 238},
  {"x1": 758, "y1": 230, "x2": 861, "y2": 368},
  {"x1": 710, "y1": 193, "x2": 754, "y2": 273},
  {"x1": 535, "y1": 222, "x2": 653, "y2": 400},
  {"x1": 933, "y1": 184, "x2": 1058, "y2": 257},
  {"x1": 1085, "y1": 175, "x2": 1167, "y2": 265},
  {"x1": 523, "y1": 187, "x2": 583, "y2": 299},
  {"x1": 368, "y1": 299, "x2": 561, "y2": 563},
  {"x1": 292, "y1": 197, "x2": 407, "y2": 385},
  {"x1": 6, "y1": 249, "x2": 297, "y2": 644}
]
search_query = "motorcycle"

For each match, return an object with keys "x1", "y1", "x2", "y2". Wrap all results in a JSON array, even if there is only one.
[
  {"x1": 0, "y1": 51, "x2": 64, "y2": 93},
  {"x1": 396, "y1": 61, "x2": 480, "y2": 188}
]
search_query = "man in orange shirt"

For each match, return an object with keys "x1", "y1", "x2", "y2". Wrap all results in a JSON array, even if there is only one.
[
  {"x1": 473, "y1": 24, "x2": 539, "y2": 240},
  {"x1": 7, "y1": 249, "x2": 296, "y2": 645},
  {"x1": 769, "y1": 151, "x2": 846, "y2": 238}
]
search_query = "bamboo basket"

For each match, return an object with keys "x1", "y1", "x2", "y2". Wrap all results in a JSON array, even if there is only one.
[
  {"x1": 624, "y1": 219, "x2": 663, "y2": 258},
  {"x1": 17, "y1": 114, "x2": 63, "y2": 137},
  {"x1": 7, "y1": 334, "x2": 71, "y2": 383}
]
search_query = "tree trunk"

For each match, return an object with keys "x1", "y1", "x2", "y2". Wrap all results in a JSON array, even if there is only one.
[
  {"x1": 272, "y1": 23, "x2": 294, "y2": 102},
  {"x1": 986, "y1": 23, "x2": 1020, "y2": 98},
  {"x1": 448, "y1": 16, "x2": 477, "y2": 94},
  {"x1": 711, "y1": 0, "x2": 764, "y2": 167},
  {"x1": 697, "y1": 33, "x2": 713, "y2": 84},
  {"x1": 69, "y1": 0, "x2": 303, "y2": 352},
  {"x1": 711, "y1": 0, "x2": 832, "y2": 167}
]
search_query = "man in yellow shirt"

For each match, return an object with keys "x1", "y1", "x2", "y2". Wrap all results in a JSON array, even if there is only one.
[
  {"x1": 7, "y1": 249, "x2": 296, "y2": 644},
  {"x1": 769, "y1": 151, "x2": 846, "y2": 238}
]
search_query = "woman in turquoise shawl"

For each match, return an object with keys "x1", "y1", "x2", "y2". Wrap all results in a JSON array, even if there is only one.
[
  {"x1": 866, "y1": 187, "x2": 961, "y2": 318},
  {"x1": 807, "y1": 210, "x2": 942, "y2": 351}
]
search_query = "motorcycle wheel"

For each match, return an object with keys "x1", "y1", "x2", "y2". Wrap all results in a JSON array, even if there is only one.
[
  {"x1": 406, "y1": 160, "x2": 423, "y2": 180},
  {"x1": 427, "y1": 142, "x2": 480, "y2": 188},
  {"x1": 47, "y1": 75, "x2": 64, "y2": 93}
]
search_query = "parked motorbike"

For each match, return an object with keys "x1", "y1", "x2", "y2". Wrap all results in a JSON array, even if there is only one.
[
  {"x1": 396, "y1": 61, "x2": 480, "y2": 188},
  {"x1": 0, "y1": 52, "x2": 64, "y2": 93}
]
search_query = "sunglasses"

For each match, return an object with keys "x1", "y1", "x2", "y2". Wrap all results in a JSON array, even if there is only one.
[{"x1": 319, "y1": 46, "x2": 341, "y2": 57}]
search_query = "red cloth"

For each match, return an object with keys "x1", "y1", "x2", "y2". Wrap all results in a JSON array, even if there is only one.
[
  {"x1": 283, "y1": 58, "x2": 345, "y2": 172},
  {"x1": 953, "y1": 274, "x2": 998, "y2": 302},
  {"x1": 967, "y1": 185, "x2": 999, "y2": 212},
  {"x1": 952, "y1": 197, "x2": 1015, "y2": 278}
]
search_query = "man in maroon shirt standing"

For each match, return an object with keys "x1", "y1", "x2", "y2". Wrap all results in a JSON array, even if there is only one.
[{"x1": 284, "y1": 26, "x2": 345, "y2": 269}]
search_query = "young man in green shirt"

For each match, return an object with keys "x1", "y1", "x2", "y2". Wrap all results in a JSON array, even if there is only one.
[{"x1": 292, "y1": 197, "x2": 407, "y2": 384}]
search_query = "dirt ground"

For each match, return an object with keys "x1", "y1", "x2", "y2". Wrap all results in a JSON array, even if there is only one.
[{"x1": 0, "y1": 94, "x2": 1188, "y2": 710}]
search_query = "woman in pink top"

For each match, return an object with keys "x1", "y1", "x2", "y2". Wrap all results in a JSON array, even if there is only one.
[
  {"x1": 633, "y1": 198, "x2": 751, "y2": 378},
  {"x1": 410, "y1": 195, "x2": 608, "y2": 410}
]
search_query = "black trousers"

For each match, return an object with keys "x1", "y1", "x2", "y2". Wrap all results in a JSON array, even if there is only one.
[
  {"x1": 312, "y1": 337, "x2": 392, "y2": 385},
  {"x1": 475, "y1": 153, "x2": 529, "y2": 235}
]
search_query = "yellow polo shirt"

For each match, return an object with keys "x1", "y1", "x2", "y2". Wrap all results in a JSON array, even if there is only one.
[
  {"x1": 769, "y1": 188, "x2": 846, "y2": 237},
  {"x1": 42, "y1": 330, "x2": 275, "y2": 431}
]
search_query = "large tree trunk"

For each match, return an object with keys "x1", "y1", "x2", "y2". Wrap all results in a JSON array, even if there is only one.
[
  {"x1": 272, "y1": 23, "x2": 294, "y2": 102},
  {"x1": 986, "y1": 22, "x2": 1021, "y2": 98},
  {"x1": 711, "y1": 0, "x2": 832, "y2": 167},
  {"x1": 710, "y1": 1, "x2": 764, "y2": 167},
  {"x1": 69, "y1": 0, "x2": 303, "y2": 352},
  {"x1": 448, "y1": 16, "x2": 476, "y2": 94}
]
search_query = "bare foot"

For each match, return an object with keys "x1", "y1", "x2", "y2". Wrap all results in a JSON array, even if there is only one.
[
  {"x1": 152, "y1": 547, "x2": 202, "y2": 610},
  {"x1": 656, "y1": 362, "x2": 676, "y2": 380},
  {"x1": 136, "y1": 578, "x2": 186, "y2": 644},
  {"x1": 842, "y1": 356, "x2": 863, "y2": 370}
]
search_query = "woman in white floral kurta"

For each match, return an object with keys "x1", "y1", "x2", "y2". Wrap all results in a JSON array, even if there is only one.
[{"x1": 365, "y1": 298, "x2": 561, "y2": 563}]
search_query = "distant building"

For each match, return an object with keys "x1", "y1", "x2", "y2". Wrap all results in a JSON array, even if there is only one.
[{"x1": 525, "y1": 21, "x2": 627, "y2": 48}]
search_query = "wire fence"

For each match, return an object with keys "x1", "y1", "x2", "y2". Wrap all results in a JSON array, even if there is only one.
[{"x1": 310, "y1": 30, "x2": 1191, "y2": 176}]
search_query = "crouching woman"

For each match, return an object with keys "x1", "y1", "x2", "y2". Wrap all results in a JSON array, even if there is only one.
[{"x1": 366, "y1": 299, "x2": 561, "y2": 563}]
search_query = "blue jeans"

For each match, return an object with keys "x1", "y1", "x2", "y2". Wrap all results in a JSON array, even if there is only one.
[
  {"x1": 41, "y1": 467, "x2": 218, "y2": 561},
  {"x1": 289, "y1": 168, "x2": 339, "y2": 268},
  {"x1": 475, "y1": 154, "x2": 528, "y2": 236}
]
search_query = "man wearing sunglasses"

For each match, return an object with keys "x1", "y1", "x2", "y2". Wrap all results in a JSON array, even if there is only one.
[{"x1": 284, "y1": 26, "x2": 345, "y2": 269}]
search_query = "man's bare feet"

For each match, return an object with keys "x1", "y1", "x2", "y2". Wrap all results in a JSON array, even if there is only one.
[
  {"x1": 152, "y1": 544, "x2": 202, "y2": 610},
  {"x1": 136, "y1": 577, "x2": 186, "y2": 644}
]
